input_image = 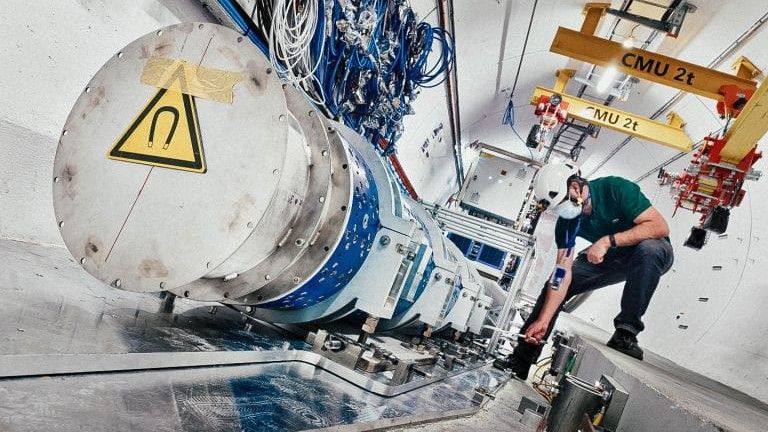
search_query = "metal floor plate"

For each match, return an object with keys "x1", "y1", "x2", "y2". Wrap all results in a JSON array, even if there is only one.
[
  {"x1": 0, "y1": 362, "x2": 504, "y2": 432},
  {"x1": 0, "y1": 239, "x2": 296, "y2": 356},
  {"x1": 0, "y1": 239, "x2": 508, "y2": 431}
]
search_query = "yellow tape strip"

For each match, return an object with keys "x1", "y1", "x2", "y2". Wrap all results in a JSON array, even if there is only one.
[{"x1": 141, "y1": 57, "x2": 244, "y2": 104}]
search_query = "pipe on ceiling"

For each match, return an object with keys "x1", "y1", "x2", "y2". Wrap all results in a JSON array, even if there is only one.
[{"x1": 438, "y1": 0, "x2": 465, "y2": 188}]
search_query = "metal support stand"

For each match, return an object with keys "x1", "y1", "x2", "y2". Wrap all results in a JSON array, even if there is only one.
[
  {"x1": 358, "y1": 315, "x2": 379, "y2": 344},
  {"x1": 487, "y1": 245, "x2": 535, "y2": 354},
  {"x1": 159, "y1": 292, "x2": 176, "y2": 313}
]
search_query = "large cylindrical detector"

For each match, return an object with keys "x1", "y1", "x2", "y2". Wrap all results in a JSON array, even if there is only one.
[{"x1": 53, "y1": 23, "x2": 501, "y2": 333}]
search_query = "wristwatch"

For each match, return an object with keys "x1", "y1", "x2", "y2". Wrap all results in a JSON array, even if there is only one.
[{"x1": 608, "y1": 234, "x2": 617, "y2": 248}]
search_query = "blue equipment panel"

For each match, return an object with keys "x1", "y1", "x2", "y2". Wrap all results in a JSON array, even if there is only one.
[
  {"x1": 447, "y1": 233, "x2": 507, "y2": 271},
  {"x1": 447, "y1": 232, "x2": 472, "y2": 255},
  {"x1": 259, "y1": 145, "x2": 380, "y2": 310},
  {"x1": 477, "y1": 244, "x2": 506, "y2": 269}
]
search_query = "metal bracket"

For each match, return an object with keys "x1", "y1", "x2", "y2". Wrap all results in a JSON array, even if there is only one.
[
  {"x1": 606, "y1": 1, "x2": 696, "y2": 38},
  {"x1": 308, "y1": 329, "x2": 365, "y2": 370},
  {"x1": 600, "y1": 374, "x2": 630, "y2": 431},
  {"x1": 472, "y1": 386, "x2": 496, "y2": 405},
  {"x1": 732, "y1": 56, "x2": 762, "y2": 80},
  {"x1": 580, "y1": 3, "x2": 611, "y2": 35}
]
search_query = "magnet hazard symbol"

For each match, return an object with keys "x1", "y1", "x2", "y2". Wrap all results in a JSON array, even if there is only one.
[{"x1": 108, "y1": 65, "x2": 206, "y2": 173}]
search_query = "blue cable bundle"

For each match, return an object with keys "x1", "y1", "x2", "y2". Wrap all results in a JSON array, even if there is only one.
[
  {"x1": 408, "y1": 23, "x2": 454, "y2": 88},
  {"x1": 216, "y1": 0, "x2": 455, "y2": 153},
  {"x1": 313, "y1": 0, "x2": 455, "y2": 151},
  {"x1": 502, "y1": 97, "x2": 515, "y2": 128}
]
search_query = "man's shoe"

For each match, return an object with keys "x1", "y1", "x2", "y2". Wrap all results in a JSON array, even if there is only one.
[
  {"x1": 492, "y1": 355, "x2": 532, "y2": 380},
  {"x1": 606, "y1": 330, "x2": 644, "y2": 360}
]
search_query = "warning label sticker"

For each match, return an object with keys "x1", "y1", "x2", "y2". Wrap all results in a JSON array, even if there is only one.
[{"x1": 109, "y1": 66, "x2": 206, "y2": 173}]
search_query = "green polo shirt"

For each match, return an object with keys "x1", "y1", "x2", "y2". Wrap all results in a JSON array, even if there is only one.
[{"x1": 555, "y1": 176, "x2": 652, "y2": 249}]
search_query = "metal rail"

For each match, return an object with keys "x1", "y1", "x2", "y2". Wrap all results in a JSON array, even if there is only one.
[
  {"x1": 0, "y1": 349, "x2": 489, "y2": 398},
  {"x1": 487, "y1": 245, "x2": 536, "y2": 354},
  {"x1": 426, "y1": 205, "x2": 535, "y2": 256}
]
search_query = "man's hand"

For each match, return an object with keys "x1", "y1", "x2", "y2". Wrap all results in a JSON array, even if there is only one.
[
  {"x1": 586, "y1": 236, "x2": 610, "y2": 264},
  {"x1": 524, "y1": 319, "x2": 549, "y2": 344}
]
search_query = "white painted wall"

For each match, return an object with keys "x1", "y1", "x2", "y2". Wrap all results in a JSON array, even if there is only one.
[
  {"x1": 422, "y1": 0, "x2": 768, "y2": 404},
  {"x1": 394, "y1": 0, "x2": 459, "y2": 204},
  {"x1": 571, "y1": 156, "x2": 768, "y2": 404},
  {"x1": 0, "y1": 0, "x2": 212, "y2": 245}
]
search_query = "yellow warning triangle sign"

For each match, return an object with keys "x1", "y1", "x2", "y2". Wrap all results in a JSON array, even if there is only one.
[{"x1": 109, "y1": 67, "x2": 206, "y2": 173}]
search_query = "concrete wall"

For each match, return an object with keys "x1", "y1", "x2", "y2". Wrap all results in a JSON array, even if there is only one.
[
  {"x1": 393, "y1": 0, "x2": 459, "y2": 205},
  {"x1": 0, "y1": 0, "x2": 212, "y2": 245}
]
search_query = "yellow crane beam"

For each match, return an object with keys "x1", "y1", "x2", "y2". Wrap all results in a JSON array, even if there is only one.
[
  {"x1": 732, "y1": 56, "x2": 761, "y2": 80},
  {"x1": 721, "y1": 78, "x2": 768, "y2": 163},
  {"x1": 549, "y1": 27, "x2": 757, "y2": 101},
  {"x1": 531, "y1": 86, "x2": 693, "y2": 152},
  {"x1": 580, "y1": 3, "x2": 610, "y2": 35}
]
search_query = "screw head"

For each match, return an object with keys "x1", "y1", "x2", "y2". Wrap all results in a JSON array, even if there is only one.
[{"x1": 379, "y1": 235, "x2": 391, "y2": 246}]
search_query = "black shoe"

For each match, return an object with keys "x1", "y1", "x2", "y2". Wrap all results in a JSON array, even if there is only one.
[
  {"x1": 492, "y1": 355, "x2": 532, "y2": 380},
  {"x1": 606, "y1": 330, "x2": 644, "y2": 360}
]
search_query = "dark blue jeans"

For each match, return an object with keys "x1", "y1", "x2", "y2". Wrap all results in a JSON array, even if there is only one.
[{"x1": 512, "y1": 238, "x2": 674, "y2": 365}]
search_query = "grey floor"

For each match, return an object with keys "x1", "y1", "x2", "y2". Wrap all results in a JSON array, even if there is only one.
[
  {"x1": 391, "y1": 377, "x2": 547, "y2": 432},
  {"x1": 0, "y1": 239, "x2": 513, "y2": 431},
  {"x1": 567, "y1": 317, "x2": 768, "y2": 432},
  {"x1": 394, "y1": 315, "x2": 768, "y2": 432},
  {"x1": 2, "y1": 238, "x2": 768, "y2": 431}
]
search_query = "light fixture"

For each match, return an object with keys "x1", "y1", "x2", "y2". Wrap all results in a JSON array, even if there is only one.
[
  {"x1": 622, "y1": 24, "x2": 639, "y2": 49},
  {"x1": 596, "y1": 67, "x2": 618, "y2": 93}
]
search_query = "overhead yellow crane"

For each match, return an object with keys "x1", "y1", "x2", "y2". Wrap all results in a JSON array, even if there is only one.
[
  {"x1": 546, "y1": 19, "x2": 765, "y2": 164},
  {"x1": 549, "y1": 26, "x2": 757, "y2": 101},
  {"x1": 540, "y1": 8, "x2": 767, "y2": 245},
  {"x1": 530, "y1": 69, "x2": 693, "y2": 152},
  {"x1": 579, "y1": 3, "x2": 610, "y2": 36},
  {"x1": 719, "y1": 75, "x2": 768, "y2": 164}
]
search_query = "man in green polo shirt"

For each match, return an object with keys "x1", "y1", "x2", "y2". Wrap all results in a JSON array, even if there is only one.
[{"x1": 494, "y1": 162, "x2": 673, "y2": 379}]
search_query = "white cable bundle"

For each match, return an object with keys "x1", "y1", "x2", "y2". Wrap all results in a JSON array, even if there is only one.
[{"x1": 269, "y1": 0, "x2": 326, "y2": 104}]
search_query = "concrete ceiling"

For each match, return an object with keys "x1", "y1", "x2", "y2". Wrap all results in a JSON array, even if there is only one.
[{"x1": 449, "y1": 0, "x2": 768, "y2": 180}]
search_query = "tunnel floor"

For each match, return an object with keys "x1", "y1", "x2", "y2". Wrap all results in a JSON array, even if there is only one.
[
  {"x1": 3, "y1": 238, "x2": 767, "y2": 431},
  {"x1": 0, "y1": 239, "x2": 514, "y2": 431}
]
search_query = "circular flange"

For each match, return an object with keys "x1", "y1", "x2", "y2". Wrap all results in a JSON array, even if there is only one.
[
  {"x1": 53, "y1": 23, "x2": 288, "y2": 292},
  {"x1": 202, "y1": 106, "x2": 309, "y2": 279},
  {"x1": 172, "y1": 84, "x2": 332, "y2": 301},
  {"x1": 231, "y1": 119, "x2": 355, "y2": 305}
]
